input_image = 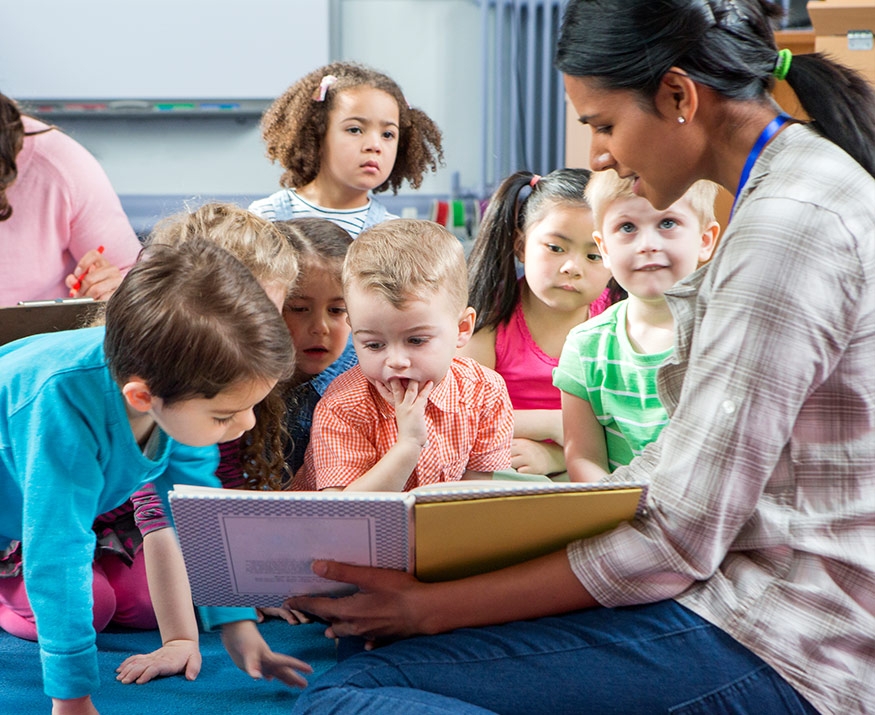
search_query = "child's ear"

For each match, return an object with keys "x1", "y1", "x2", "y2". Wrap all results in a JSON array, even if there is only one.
[
  {"x1": 593, "y1": 230, "x2": 611, "y2": 269},
  {"x1": 456, "y1": 307, "x2": 477, "y2": 348},
  {"x1": 122, "y1": 379, "x2": 155, "y2": 414},
  {"x1": 698, "y1": 221, "x2": 720, "y2": 263},
  {"x1": 513, "y1": 229, "x2": 526, "y2": 263}
]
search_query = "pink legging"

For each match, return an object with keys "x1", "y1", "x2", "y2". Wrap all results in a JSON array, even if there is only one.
[{"x1": 0, "y1": 550, "x2": 157, "y2": 641}]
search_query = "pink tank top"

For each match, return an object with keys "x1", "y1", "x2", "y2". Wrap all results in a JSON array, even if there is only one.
[{"x1": 494, "y1": 301, "x2": 561, "y2": 410}]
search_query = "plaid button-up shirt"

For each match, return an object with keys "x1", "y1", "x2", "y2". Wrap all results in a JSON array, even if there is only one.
[{"x1": 568, "y1": 124, "x2": 875, "y2": 714}]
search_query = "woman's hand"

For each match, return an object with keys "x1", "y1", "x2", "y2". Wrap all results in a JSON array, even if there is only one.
[
  {"x1": 284, "y1": 561, "x2": 432, "y2": 642},
  {"x1": 285, "y1": 552, "x2": 597, "y2": 644},
  {"x1": 65, "y1": 247, "x2": 124, "y2": 300}
]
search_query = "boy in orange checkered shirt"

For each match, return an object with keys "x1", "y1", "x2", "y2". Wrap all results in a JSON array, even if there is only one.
[{"x1": 293, "y1": 219, "x2": 513, "y2": 491}]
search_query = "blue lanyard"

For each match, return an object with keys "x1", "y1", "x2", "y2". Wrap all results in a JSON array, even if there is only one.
[{"x1": 731, "y1": 113, "x2": 791, "y2": 217}]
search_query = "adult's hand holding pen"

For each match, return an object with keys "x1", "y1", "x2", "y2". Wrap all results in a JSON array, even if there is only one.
[{"x1": 65, "y1": 246, "x2": 124, "y2": 300}]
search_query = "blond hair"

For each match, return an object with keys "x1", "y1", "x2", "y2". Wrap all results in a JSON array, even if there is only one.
[
  {"x1": 143, "y1": 203, "x2": 300, "y2": 490},
  {"x1": 343, "y1": 218, "x2": 468, "y2": 315},
  {"x1": 147, "y1": 202, "x2": 299, "y2": 298},
  {"x1": 586, "y1": 170, "x2": 718, "y2": 232}
]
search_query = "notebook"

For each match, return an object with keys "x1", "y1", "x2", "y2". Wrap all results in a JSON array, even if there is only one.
[{"x1": 0, "y1": 298, "x2": 100, "y2": 346}]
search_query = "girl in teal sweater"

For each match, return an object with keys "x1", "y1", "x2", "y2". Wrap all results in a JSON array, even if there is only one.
[{"x1": 0, "y1": 240, "x2": 311, "y2": 714}]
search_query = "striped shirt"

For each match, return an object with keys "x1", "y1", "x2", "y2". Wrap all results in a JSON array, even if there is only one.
[
  {"x1": 126, "y1": 440, "x2": 250, "y2": 539},
  {"x1": 248, "y1": 188, "x2": 396, "y2": 238},
  {"x1": 554, "y1": 300, "x2": 671, "y2": 470},
  {"x1": 294, "y1": 357, "x2": 513, "y2": 491},
  {"x1": 566, "y1": 124, "x2": 875, "y2": 714}
]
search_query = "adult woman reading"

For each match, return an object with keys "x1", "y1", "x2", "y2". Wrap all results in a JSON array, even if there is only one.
[{"x1": 286, "y1": 1, "x2": 875, "y2": 712}]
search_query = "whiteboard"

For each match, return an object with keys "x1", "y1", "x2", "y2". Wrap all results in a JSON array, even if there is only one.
[{"x1": 0, "y1": 0, "x2": 329, "y2": 102}]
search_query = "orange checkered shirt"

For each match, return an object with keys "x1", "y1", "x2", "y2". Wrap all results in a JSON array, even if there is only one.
[{"x1": 294, "y1": 356, "x2": 513, "y2": 491}]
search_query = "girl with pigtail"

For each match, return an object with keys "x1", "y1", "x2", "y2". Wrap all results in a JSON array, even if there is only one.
[{"x1": 462, "y1": 168, "x2": 619, "y2": 477}]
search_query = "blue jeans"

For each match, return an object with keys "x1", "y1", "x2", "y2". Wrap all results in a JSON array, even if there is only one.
[{"x1": 292, "y1": 601, "x2": 818, "y2": 714}]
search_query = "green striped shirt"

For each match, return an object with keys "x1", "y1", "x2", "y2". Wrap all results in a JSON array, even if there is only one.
[{"x1": 553, "y1": 300, "x2": 670, "y2": 471}]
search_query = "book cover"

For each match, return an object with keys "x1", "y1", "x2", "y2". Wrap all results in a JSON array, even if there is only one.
[
  {"x1": 170, "y1": 487, "x2": 414, "y2": 607},
  {"x1": 413, "y1": 485, "x2": 643, "y2": 581}
]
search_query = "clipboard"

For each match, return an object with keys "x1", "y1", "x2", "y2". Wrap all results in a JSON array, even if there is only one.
[{"x1": 0, "y1": 299, "x2": 100, "y2": 346}]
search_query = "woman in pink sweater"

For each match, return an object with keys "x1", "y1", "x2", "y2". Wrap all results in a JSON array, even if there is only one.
[{"x1": 0, "y1": 92, "x2": 142, "y2": 306}]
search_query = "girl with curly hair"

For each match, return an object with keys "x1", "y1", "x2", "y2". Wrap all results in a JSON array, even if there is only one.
[{"x1": 249, "y1": 62, "x2": 444, "y2": 237}]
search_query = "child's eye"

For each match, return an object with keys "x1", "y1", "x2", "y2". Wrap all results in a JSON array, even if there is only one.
[
  {"x1": 363, "y1": 341, "x2": 384, "y2": 351},
  {"x1": 213, "y1": 416, "x2": 234, "y2": 425},
  {"x1": 594, "y1": 125, "x2": 612, "y2": 135},
  {"x1": 618, "y1": 222, "x2": 636, "y2": 234},
  {"x1": 347, "y1": 126, "x2": 363, "y2": 135},
  {"x1": 546, "y1": 243, "x2": 564, "y2": 253},
  {"x1": 329, "y1": 306, "x2": 348, "y2": 316},
  {"x1": 408, "y1": 336, "x2": 429, "y2": 346},
  {"x1": 382, "y1": 130, "x2": 397, "y2": 140},
  {"x1": 586, "y1": 253, "x2": 603, "y2": 262},
  {"x1": 285, "y1": 304, "x2": 307, "y2": 313},
  {"x1": 659, "y1": 218, "x2": 678, "y2": 230}
]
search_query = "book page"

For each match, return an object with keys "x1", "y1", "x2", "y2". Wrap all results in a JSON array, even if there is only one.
[
  {"x1": 411, "y1": 478, "x2": 647, "y2": 503},
  {"x1": 221, "y1": 515, "x2": 376, "y2": 598}
]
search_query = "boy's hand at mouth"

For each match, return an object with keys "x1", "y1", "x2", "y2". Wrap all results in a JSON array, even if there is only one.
[{"x1": 375, "y1": 378, "x2": 434, "y2": 449}]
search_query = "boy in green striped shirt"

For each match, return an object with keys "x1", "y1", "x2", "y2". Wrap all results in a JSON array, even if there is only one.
[{"x1": 554, "y1": 170, "x2": 719, "y2": 481}]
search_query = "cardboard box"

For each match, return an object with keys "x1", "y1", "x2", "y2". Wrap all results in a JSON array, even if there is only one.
[{"x1": 807, "y1": 0, "x2": 875, "y2": 85}]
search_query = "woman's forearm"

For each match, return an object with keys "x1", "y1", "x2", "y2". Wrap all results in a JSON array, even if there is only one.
[{"x1": 417, "y1": 549, "x2": 598, "y2": 634}]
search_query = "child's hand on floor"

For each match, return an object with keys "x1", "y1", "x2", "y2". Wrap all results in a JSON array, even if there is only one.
[
  {"x1": 220, "y1": 620, "x2": 313, "y2": 687},
  {"x1": 115, "y1": 638, "x2": 202, "y2": 684}
]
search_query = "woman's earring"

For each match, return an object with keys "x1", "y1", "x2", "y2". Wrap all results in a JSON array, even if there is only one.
[{"x1": 678, "y1": 116, "x2": 686, "y2": 124}]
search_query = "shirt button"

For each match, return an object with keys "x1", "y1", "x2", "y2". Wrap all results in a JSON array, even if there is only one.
[{"x1": 721, "y1": 400, "x2": 736, "y2": 414}]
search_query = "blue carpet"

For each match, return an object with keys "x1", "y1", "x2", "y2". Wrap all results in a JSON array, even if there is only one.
[{"x1": 0, "y1": 620, "x2": 337, "y2": 713}]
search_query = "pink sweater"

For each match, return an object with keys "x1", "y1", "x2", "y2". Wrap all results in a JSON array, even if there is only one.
[{"x1": 0, "y1": 117, "x2": 141, "y2": 306}]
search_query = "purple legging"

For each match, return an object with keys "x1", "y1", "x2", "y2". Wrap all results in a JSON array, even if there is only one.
[{"x1": 0, "y1": 549, "x2": 157, "y2": 641}]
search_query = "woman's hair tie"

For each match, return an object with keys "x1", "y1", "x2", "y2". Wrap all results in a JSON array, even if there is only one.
[
  {"x1": 529, "y1": 174, "x2": 541, "y2": 188},
  {"x1": 773, "y1": 49, "x2": 792, "y2": 81}
]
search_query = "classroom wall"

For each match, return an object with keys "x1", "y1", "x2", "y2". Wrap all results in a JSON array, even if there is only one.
[{"x1": 35, "y1": 0, "x2": 482, "y2": 231}]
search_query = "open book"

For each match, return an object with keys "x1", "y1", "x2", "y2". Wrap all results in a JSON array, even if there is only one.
[{"x1": 168, "y1": 480, "x2": 645, "y2": 607}]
